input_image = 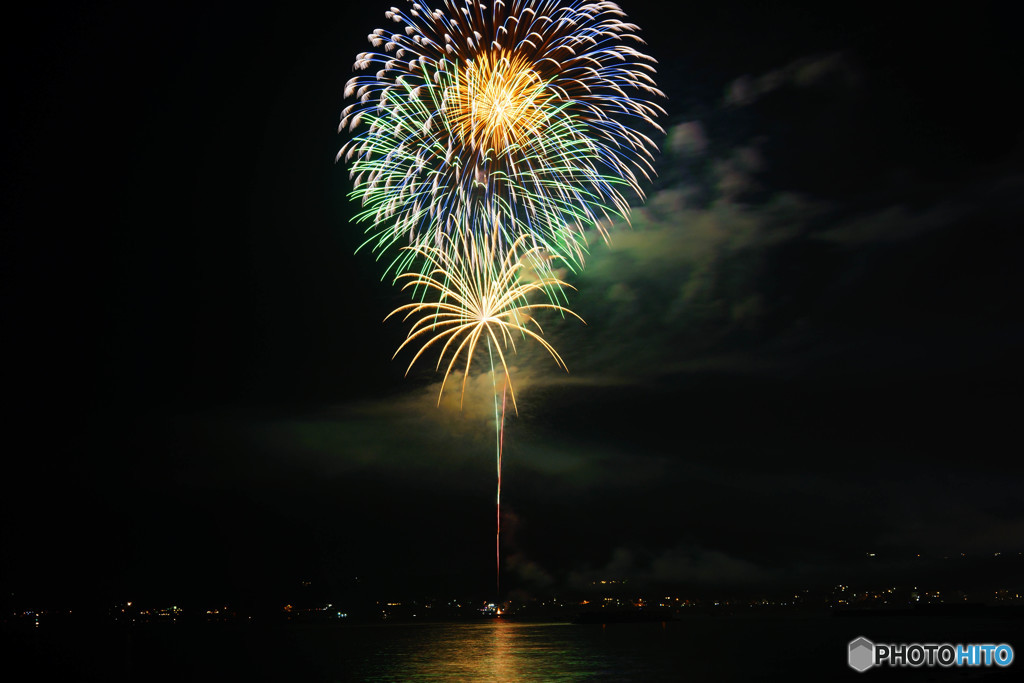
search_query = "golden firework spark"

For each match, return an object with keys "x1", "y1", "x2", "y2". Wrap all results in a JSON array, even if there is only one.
[
  {"x1": 386, "y1": 228, "x2": 583, "y2": 413},
  {"x1": 448, "y1": 51, "x2": 549, "y2": 156}
]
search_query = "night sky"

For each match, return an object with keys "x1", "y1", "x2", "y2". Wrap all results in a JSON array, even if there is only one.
[{"x1": 4, "y1": 1, "x2": 1022, "y2": 609}]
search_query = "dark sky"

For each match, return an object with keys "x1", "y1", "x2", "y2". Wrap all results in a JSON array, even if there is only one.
[{"x1": 3, "y1": 1, "x2": 1022, "y2": 608}]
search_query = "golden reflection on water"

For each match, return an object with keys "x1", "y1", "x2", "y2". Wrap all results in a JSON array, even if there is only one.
[
  {"x1": 490, "y1": 619, "x2": 515, "y2": 681},
  {"x1": 341, "y1": 615, "x2": 892, "y2": 681},
  {"x1": 385, "y1": 620, "x2": 587, "y2": 682}
]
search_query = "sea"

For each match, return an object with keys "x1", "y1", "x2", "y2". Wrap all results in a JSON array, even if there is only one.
[{"x1": 7, "y1": 614, "x2": 1023, "y2": 681}]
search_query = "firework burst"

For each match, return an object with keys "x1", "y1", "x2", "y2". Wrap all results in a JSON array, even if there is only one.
[
  {"x1": 338, "y1": 1, "x2": 663, "y2": 599},
  {"x1": 339, "y1": 0, "x2": 665, "y2": 274},
  {"x1": 386, "y1": 227, "x2": 583, "y2": 413}
]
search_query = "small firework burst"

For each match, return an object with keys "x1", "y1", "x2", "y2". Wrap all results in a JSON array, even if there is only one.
[{"x1": 386, "y1": 226, "x2": 582, "y2": 412}]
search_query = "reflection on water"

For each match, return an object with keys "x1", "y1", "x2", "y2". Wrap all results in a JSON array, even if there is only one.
[
  {"x1": 353, "y1": 621, "x2": 613, "y2": 681},
  {"x1": 337, "y1": 622, "x2": 585, "y2": 679},
  {"x1": 408, "y1": 621, "x2": 537, "y2": 680},
  {"x1": 320, "y1": 619, "x2": 712, "y2": 681},
  {"x1": 295, "y1": 615, "x2": 1024, "y2": 682}
]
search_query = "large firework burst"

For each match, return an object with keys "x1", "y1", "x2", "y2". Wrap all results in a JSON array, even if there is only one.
[{"x1": 339, "y1": 0, "x2": 665, "y2": 274}]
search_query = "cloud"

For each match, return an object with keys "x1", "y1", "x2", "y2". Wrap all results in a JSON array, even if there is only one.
[
  {"x1": 814, "y1": 174, "x2": 1024, "y2": 245},
  {"x1": 814, "y1": 202, "x2": 967, "y2": 245},
  {"x1": 712, "y1": 146, "x2": 765, "y2": 201},
  {"x1": 505, "y1": 553, "x2": 555, "y2": 589},
  {"x1": 650, "y1": 546, "x2": 767, "y2": 584},
  {"x1": 725, "y1": 51, "x2": 861, "y2": 107},
  {"x1": 531, "y1": 54, "x2": 1022, "y2": 390},
  {"x1": 233, "y1": 383, "x2": 511, "y2": 485},
  {"x1": 872, "y1": 473, "x2": 1024, "y2": 554},
  {"x1": 666, "y1": 121, "x2": 708, "y2": 158},
  {"x1": 569, "y1": 545, "x2": 770, "y2": 588},
  {"x1": 226, "y1": 362, "x2": 646, "y2": 487},
  {"x1": 542, "y1": 132, "x2": 824, "y2": 382}
]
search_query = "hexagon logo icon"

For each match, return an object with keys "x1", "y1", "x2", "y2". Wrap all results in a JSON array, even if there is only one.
[{"x1": 848, "y1": 636, "x2": 875, "y2": 672}]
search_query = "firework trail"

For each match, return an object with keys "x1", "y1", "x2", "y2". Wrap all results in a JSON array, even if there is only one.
[
  {"x1": 339, "y1": 0, "x2": 662, "y2": 599},
  {"x1": 496, "y1": 376, "x2": 506, "y2": 595},
  {"x1": 387, "y1": 227, "x2": 579, "y2": 598}
]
